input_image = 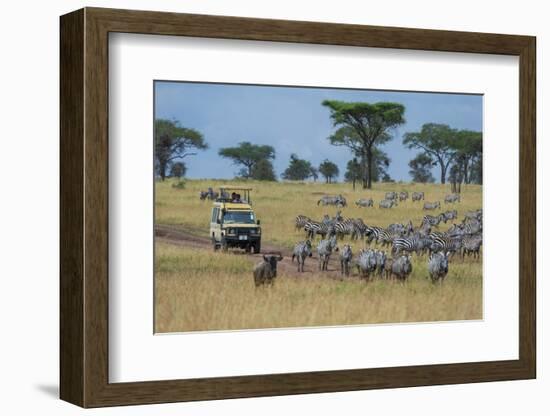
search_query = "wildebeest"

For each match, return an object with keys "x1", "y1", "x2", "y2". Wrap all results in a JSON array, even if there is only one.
[
  {"x1": 385, "y1": 191, "x2": 398, "y2": 200},
  {"x1": 355, "y1": 198, "x2": 374, "y2": 207},
  {"x1": 292, "y1": 240, "x2": 313, "y2": 272},
  {"x1": 423, "y1": 201, "x2": 441, "y2": 210},
  {"x1": 412, "y1": 191, "x2": 425, "y2": 202},
  {"x1": 428, "y1": 251, "x2": 450, "y2": 283},
  {"x1": 317, "y1": 194, "x2": 347, "y2": 207},
  {"x1": 355, "y1": 249, "x2": 378, "y2": 279},
  {"x1": 387, "y1": 255, "x2": 413, "y2": 281},
  {"x1": 253, "y1": 254, "x2": 283, "y2": 287},
  {"x1": 339, "y1": 244, "x2": 353, "y2": 276},
  {"x1": 444, "y1": 193, "x2": 461, "y2": 204},
  {"x1": 399, "y1": 191, "x2": 409, "y2": 202},
  {"x1": 317, "y1": 235, "x2": 338, "y2": 271},
  {"x1": 379, "y1": 199, "x2": 397, "y2": 209}
]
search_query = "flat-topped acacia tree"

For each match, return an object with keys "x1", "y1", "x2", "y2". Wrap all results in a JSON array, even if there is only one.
[{"x1": 322, "y1": 100, "x2": 405, "y2": 189}]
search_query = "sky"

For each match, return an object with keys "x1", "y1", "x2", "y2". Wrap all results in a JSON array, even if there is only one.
[{"x1": 154, "y1": 81, "x2": 482, "y2": 182}]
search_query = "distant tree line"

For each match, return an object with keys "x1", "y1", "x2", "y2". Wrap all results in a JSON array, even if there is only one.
[{"x1": 155, "y1": 101, "x2": 482, "y2": 190}]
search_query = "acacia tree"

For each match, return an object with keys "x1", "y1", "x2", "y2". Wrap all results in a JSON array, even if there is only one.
[
  {"x1": 318, "y1": 160, "x2": 339, "y2": 183},
  {"x1": 282, "y1": 154, "x2": 314, "y2": 181},
  {"x1": 154, "y1": 119, "x2": 207, "y2": 180},
  {"x1": 344, "y1": 158, "x2": 361, "y2": 190},
  {"x1": 453, "y1": 130, "x2": 482, "y2": 184},
  {"x1": 218, "y1": 142, "x2": 275, "y2": 179},
  {"x1": 323, "y1": 100, "x2": 405, "y2": 189},
  {"x1": 250, "y1": 158, "x2": 277, "y2": 181},
  {"x1": 170, "y1": 161, "x2": 186, "y2": 179},
  {"x1": 408, "y1": 153, "x2": 435, "y2": 183},
  {"x1": 403, "y1": 123, "x2": 456, "y2": 184}
]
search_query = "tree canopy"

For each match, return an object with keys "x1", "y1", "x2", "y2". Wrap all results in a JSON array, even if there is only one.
[
  {"x1": 318, "y1": 159, "x2": 339, "y2": 183},
  {"x1": 403, "y1": 123, "x2": 456, "y2": 184},
  {"x1": 218, "y1": 142, "x2": 276, "y2": 179},
  {"x1": 154, "y1": 119, "x2": 207, "y2": 181},
  {"x1": 408, "y1": 153, "x2": 435, "y2": 183},
  {"x1": 323, "y1": 100, "x2": 405, "y2": 189},
  {"x1": 169, "y1": 161, "x2": 186, "y2": 179},
  {"x1": 282, "y1": 154, "x2": 315, "y2": 181}
]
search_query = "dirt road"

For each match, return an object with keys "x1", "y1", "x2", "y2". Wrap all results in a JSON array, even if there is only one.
[{"x1": 155, "y1": 224, "x2": 348, "y2": 280}]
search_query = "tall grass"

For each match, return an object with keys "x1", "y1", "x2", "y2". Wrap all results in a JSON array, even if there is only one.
[{"x1": 155, "y1": 243, "x2": 482, "y2": 332}]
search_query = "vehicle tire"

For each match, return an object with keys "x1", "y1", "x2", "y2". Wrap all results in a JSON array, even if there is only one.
[{"x1": 253, "y1": 242, "x2": 261, "y2": 254}]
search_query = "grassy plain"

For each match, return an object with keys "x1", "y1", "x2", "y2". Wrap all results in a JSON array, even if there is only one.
[{"x1": 155, "y1": 178, "x2": 483, "y2": 332}]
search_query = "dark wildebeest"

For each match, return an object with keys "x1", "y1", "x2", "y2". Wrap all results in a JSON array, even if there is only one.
[
  {"x1": 253, "y1": 254, "x2": 283, "y2": 287},
  {"x1": 292, "y1": 240, "x2": 313, "y2": 272},
  {"x1": 428, "y1": 251, "x2": 450, "y2": 283},
  {"x1": 339, "y1": 244, "x2": 353, "y2": 276}
]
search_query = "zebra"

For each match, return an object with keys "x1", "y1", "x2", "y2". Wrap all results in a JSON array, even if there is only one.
[
  {"x1": 350, "y1": 218, "x2": 369, "y2": 240},
  {"x1": 387, "y1": 255, "x2": 413, "y2": 281},
  {"x1": 387, "y1": 223, "x2": 406, "y2": 236},
  {"x1": 464, "y1": 209, "x2": 483, "y2": 222},
  {"x1": 294, "y1": 215, "x2": 310, "y2": 231},
  {"x1": 411, "y1": 191, "x2": 425, "y2": 202},
  {"x1": 355, "y1": 249, "x2": 378, "y2": 279},
  {"x1": 355, "y1": 198, "x2": 374, "y2": 207},
  {"x1": 317, "y1": 195, "x2": 347, "y2": 207},
  {"x1": 292, "y1": 240, "x2": 313, "y2": 272},
  {"x1": 423, "y1": 201, "x2": 441, "y2": 210},
  {"x1": 375, "y1": 250, "x2": 387, "y2": 277},
  {"x1": 428, "y1": 252, "x2": 450, "y2": 283},
  {"x1": 317, "y1": 235, "x2": 338, "y2": 271},
  {"x1": 422, "y1": 214, "x2": 443, "y2": 227},
  {"x1": 462, "y1": 235, "x2": 483, "y2": 260},
  {"x1": 377, "y1": 229, "x2": 399, "y2": 248},
  {"x1": 379, "y1": 199, "x2": 397, "y2": 209},
  {"x1": 399, "y1": 191, "x2": 409, "y2": 202},
  {"x1": 385, "y1": 191, "x2": 398, "y2": 200},
  {"x1": 392, "y1": 235, "x2": 420, "y2": 256},
  {"x1": 441, "y1": 210, "x2": 458, "y2": 223},
  {"x1": 446, "y1": 223, "x2": 466, "y2": 238},
  {"x1": 333, "y1": 219, "x2": 356, "y2": 239},
  {"x1": 429, "y1": 235, "x2": 463, "y2": 257},
  {"x1": 339, "y1": 244, "x2": 353, "y2": 276},
  {"x1": 304, "y1": 221, "x2": 335, "y2": 240},
  {"x1": 461, "y1": 219, "x2": 482, "y2": 235},
  {"x1": 444, "y1": 193, "x2": 461, "y2": 204},
  {"x1": 365, "y1": 226, "x2": 386, "y2": 245}
]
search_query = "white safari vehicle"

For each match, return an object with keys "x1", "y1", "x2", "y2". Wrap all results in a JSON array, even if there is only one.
[{"x1": 209, "y1": 186, "x2": 261, "y2": 253}]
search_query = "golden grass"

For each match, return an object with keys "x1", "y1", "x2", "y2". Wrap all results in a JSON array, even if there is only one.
[
  {"x1": 155, "y1": 179, "x2": 482, "y2": 332},
  {"x1": 155, "y1": 242, "x2": 482, "y2": 332}
]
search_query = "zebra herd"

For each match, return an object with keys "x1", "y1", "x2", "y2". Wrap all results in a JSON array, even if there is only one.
[
  {"x1": 350, "y1": 191, "x2": 462, "y2": 211},
  {"x1": 292, "y1": 205, "x2": 482, "y2": 283}
]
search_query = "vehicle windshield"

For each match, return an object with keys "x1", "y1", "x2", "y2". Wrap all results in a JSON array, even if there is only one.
[{"x1": 223, "y1": 210, "x2": 256, "y2": 224}]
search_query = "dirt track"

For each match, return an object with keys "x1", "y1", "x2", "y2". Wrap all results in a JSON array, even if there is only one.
[{"x1": 155, "y1": 224, "x2": 347, "y2": 280}]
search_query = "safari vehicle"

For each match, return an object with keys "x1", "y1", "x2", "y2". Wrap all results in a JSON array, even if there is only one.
[{"x1": 210, "y1": 186, "x2": 261, "y2": 253}]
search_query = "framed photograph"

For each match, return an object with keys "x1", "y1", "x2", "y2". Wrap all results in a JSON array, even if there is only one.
[{"x1": 60, "y1": 7, "x2": 536, "y2": 408}]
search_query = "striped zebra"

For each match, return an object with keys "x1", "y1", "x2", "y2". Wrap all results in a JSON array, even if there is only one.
[
  {"x1": 317, "y1": 235, "x2": 338, "y2": 271},
  {"x1": 423, "y1": 201, "x2": 441, "y2": 210},
  {"x1": 444, "y1": 193, "x2": 461, "y2": 204},
  {"x1": 391, "y1": 233, "x2": 432, "y2": 256},
  {"x1": 422, "y1": 214, "x2": 443, "y2": 227},
  {"x1": 333, "y1": 219, "x2": 357, "y2": 239},
  {"x1": 292, "y1": 240, "x2": 313, "y2": 272},
  {"x1": 365, "y1": 226, "x2": 385, "y2": 245},
  {"x1": 412, "y1": 191, "x2": 425, "y2": 202},
  {"x1": 461, "y1": 219, "x2": 482, "y2": 235},
  {"x1": 464, "y1": 209, "x2": 483, "y2": 222},
  {"x1": 304, "y1": 221, "x2": 335, "y2": 240},
  {"x1": 399, "y1": 191, "x2": 409, "y2": 202},
  {"x1": 355, "y1": 198, "x2": 374, "y2": 207},
  {"x1": 441, "y1": 210, "x2": 458, "y2": 222},
  {"x1": 429, "y1": 235, "x2": 463, "y2": 256},
  {"x1": 385, "y1": 191, "x2": 398, "y2": 200},
  {"x1": 462, "y1": 235, "x2": 482, "y2": 260},
  {"x1": 294, "y1": 215, "x2": 310, "y2": 231},
  {"x1": 379, "y1": 199, "x2": 397, "y2": 209}
]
